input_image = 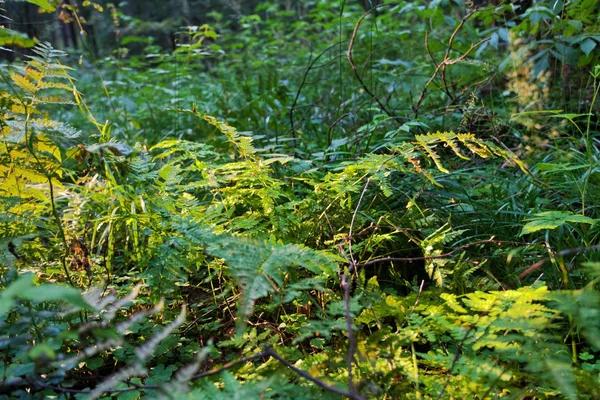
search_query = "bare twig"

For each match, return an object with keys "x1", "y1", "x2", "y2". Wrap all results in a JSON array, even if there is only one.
[
  {"x1": 518, "y1": 244, "x2": 600, "y2": 280},
  {"x1": 357, "y1": 239, "x2": 539, "y2": 268},
  {"x1": 436, "y1": 299, "x2": 496, "y2": 400},
  {"x1": 348, "y1": 178, "x2": 372, "y2": 264},
  {"x1": 347, "y1": 5, "x2": 398, "y2": 119},
  {"x1": 191, "y1": 350, "x2": 269, "y2": 380},
  {"x1": 327, "y1": 112, "x2": 353, "y2": 147},
  {"x1": 413, "y1": 11, "x2": 489, "y2": 118},
  {"x1": 339, "y1": 177, "x2": 373, "y2": 397},
  {"x1": 344, "y1": 223, "x2": 418, "y2": 241},
  {"x1": 290, "y1": 42, "x2": 341, "y2": 142},
  {"x1": 265, "y1": 347, "x2": 366, "y2": 400},
  {"x1": 436, "y1": 324, "x2": 475, "y2": 400},
  {"x1": 19, "y1": 347, "x2": 367, "y2": 400}
]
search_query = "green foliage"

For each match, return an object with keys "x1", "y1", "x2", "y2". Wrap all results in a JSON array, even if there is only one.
[
  {"x1": 521, "y1": 211, "x2": 597, "y2": 236},
  {"x1": 2, "y1": 1, "x2": 600, "y2": 399},
  {"x1": 0, "y1": 28, "x2": 36, "y2": 48},
  {"x1": 354, "y1": 283, "x2": 600, "y2": 398}
]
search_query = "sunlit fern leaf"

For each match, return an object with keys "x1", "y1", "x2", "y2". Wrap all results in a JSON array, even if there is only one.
[
  {"x1": 35, "y1": 96, "x2": 75, "y2": 105},
  {"x1": 415, "y1": 134, "x2": 449, "y2": 173},
  {"x1": 387, "y1": 131, "x2": 529, "y2": 183},
  {"x1": 414, "y1": 285, "x2": 578, "y2": 400},
  {"x1": 10, "y1": 72, "x2": 36, "y2": 94},
  {"x1": 437, "y1": 131, "x2": 470, "y2": 160},
  {"x1": 168, "y1": 108, "x2": 258, "y2": 159},
  {"x1": 150, "y1": 139, "x2": 218, "y2": 162}
]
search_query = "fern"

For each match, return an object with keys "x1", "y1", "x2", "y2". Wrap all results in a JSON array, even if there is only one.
[
  {"x1": 179, "y1": 224, "x2": 337, "y2": 323},
  {"x1": 352, "y1": 282, "x2": 600, "y2": 398},
  {"x1": 0, "y1": 272, "x2": 189, "y2": 398},
  {"x1": 0, "y1": 42, "x2": 80, "y2": 225}
]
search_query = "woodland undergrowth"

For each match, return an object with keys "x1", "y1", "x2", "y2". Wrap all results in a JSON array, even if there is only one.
[{"x1": 1, "y1": 1, "x2": 600, "y2": 399}]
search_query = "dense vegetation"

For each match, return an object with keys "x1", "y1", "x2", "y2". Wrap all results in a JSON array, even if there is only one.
[{"x1": 1, "y1": 0, "x2": 600, "y2": 398}]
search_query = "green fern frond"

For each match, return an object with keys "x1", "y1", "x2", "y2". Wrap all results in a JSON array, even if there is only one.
[
  {"x1": 151, "y1": 139, "x2": 217, "y2": 162},
  {"x1": 169, "y1": 107, "x2": 257, "y2": 158},
  {"x1": 29, "y1": 119, "x2": 81, "y2": 139},
  {"x1": 180, "y1": 226, "x2": 336, "y2": 324}
]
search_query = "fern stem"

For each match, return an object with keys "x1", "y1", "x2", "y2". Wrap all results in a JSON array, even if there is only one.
[
  {"x1": 343, "y1": 272, "x2": 357, "y2": 396},
  {"x1": 24, "y1": 106, "x2": 75, "y2": 288},
  {"x1": 411, "y1": 342, "x2": 421, "y2": 399},
  {"x1": 585, "y1": 68, "x2": 600, "y2": 156},
  {"x1": 569, "y1": 315, "x2": 578, "y2": 365}
]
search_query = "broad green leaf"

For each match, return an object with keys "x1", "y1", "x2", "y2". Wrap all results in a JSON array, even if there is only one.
[
  {"x1": 0, "y1": 274, "x2": 34, "y2": 316},
  {"x1": 25, "y1": 0, "x2": 55, "y2": 11},
  {"x1": 580, "y1": 38, "x2": 597, "y2": 57},
  {"x1": 86, "y1": 357, "x2": 105, "y2": 370},
  {"x1": 20, "y1": 283, "x2": 93, "y2": 311},
  {"x1": 520, "y1": 211, "x2": 596, "y2": 236},
  {"x1": 0, "y1": 28, "x2": 36, "y2": 48},
  {"x1": 29, "y1": 344, "x2": 56, "y2": 361}
]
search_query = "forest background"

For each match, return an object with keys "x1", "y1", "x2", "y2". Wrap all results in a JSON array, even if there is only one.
[{"x1": 1, "y1": 0, "x2": 600, "y2": 398}]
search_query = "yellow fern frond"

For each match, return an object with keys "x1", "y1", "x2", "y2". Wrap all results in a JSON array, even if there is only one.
[
  {"x1": 37, "y1": 81, "x2": 72, "y2": 91},
  {"x1": 415, "y1": 134, "x2": 449, "y2": 173},
  {"x1": 456, "y1": 133, "x2": 493, "y2": 158},
  {"x1": 10, "y1": 72, "x2": 36, "y2": 94},
  {"x1": 35, "y1": 96, "x2": 75, "y2": 105}
]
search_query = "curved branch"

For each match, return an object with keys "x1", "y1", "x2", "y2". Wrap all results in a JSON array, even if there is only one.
[
  {"x1": 413, "y1": 11, "x2": 489, "y2": 118},
  {"x1": 290, "y1": 42, "x2": 341, "y2": 142},
  {"x1": 347, "y1": 5, "x2": 398, "y2": 119}
]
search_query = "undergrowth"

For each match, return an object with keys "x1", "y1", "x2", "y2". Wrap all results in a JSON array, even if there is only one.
[{"x1": 1, "y1": 1, "x2": 600, "y2": 399}]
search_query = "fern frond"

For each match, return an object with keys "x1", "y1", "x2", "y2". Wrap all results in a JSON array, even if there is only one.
[
  {"x1": 29, "y1": 41, "x2": 67, "y2": 61},
  {"x1": 437, "y1": 131, "x2": 470, "y2": 160},
  {"x1": 35, "y1": 96, "x2": 75, "y2": 105},
  {"x1": 170, "y1": 107, "x2": 258, "y2": 158},
  {"x1": 415, "y1": 133, "x2": 449, "y2": 173},
  {"x1": 29, "y1": 119, "x2": 81, "y2": 139},
  {"x1": 181, "y1": 226, "x2": 336, "y2": 323},
  {"x1": 150, "y1": 139, "x2": 217, "y2": 162},
  {"x1": 10, "y1": 72, "x2": 36, "y2": 94},
  {"x1": 37, "y1": 81, "x2": 72, "y2": 91},
  {"x1": 456, "y1": 132, "x2": 493, "y2": 158}
]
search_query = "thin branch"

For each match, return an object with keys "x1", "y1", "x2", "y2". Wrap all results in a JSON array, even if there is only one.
[
  {"x1": 340, "y1": 177, "x2": 372, "y2": 397},
  {"x1": 518, "y1": 244, "x2": 600, "y2": 281},
  {"x1": 413, "y1": 11, "x2": 489, "y2": 118},
  {"x1": 347, "y1": 5, "x2": 398, "y2": 119},
  {"x1": 265, "y1": 347, "x2": 366, "y2": 400},
  {"x1": 345, "y1": 224, "x2": 418, "y2": 241},
  {"x1": 424, "y1": 30, "x2": 438, "y2": 67},
  {"x1": 348, "y1": 178, "x2": 371, "y2": 265},
  {"x1": 20, "y1": 347, "x2": 366, "y2": 400},
  {"x1": 191, "y1": 350, "x2": 269, "y2": 380},
  {"x1": 436, "y1": 298, "x2": 497, "y2": 400},
  {"x1": 357, "y1": 239, "x2": 538, "y2": 268},
  {"x1": 400, "y1": 280, "x2": 425, "y2": 328},
  {"x1": 327, "y1": 112, "x2": 353, "y2": 148},
  {"x1": 290, "y1": 42, "x2": 341, "y2": 142},
  {"x1": 436, "y1": 324, "x2": 475, "y2": 400}
]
